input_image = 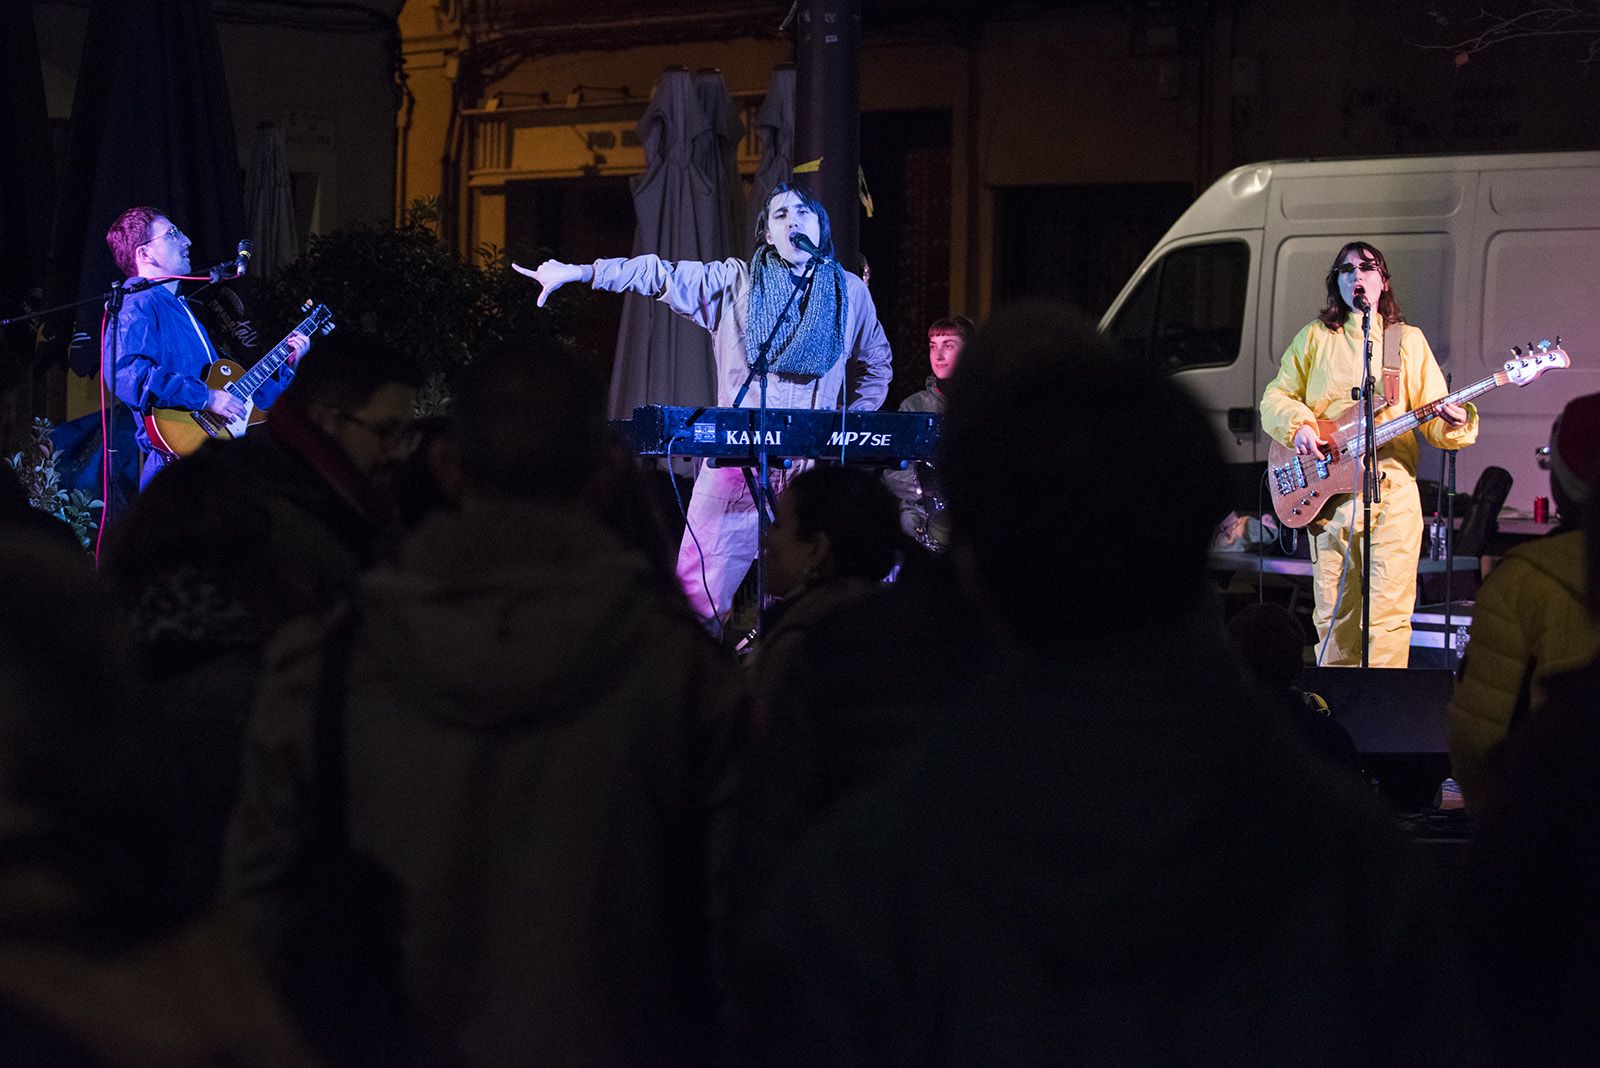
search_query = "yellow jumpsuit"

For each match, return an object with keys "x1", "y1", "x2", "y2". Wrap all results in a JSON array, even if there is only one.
[{"x1": 1260, "y1": 316, "x2": 1478, "y2": 667}]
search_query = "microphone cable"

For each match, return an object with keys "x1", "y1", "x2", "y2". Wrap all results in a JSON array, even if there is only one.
[{"x1": 666, "y1": 434, "x2": 719, "y2": 630}]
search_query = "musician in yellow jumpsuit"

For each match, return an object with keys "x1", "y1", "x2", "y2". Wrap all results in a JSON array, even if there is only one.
[{"x1": 1260, "y1": 242, "x2": 1478, "y2": 667}]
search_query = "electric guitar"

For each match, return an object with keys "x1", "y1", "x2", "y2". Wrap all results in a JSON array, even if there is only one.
[
  {"x1": 145, "y1": 301, "x2": 335, "y2": 458},
  {"x1": 1267, "y1": 340, "x2": 1570, "y2": 528}
]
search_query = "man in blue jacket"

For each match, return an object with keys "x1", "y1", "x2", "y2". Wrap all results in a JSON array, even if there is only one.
[{"x1": 103, "y1": 206, "x2": 306, "y2": 488}]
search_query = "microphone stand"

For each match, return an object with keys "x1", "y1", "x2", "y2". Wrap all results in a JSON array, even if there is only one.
[
  {"x1": 2, "y1": 274, "x2": 177, "y2": 547},
  {"x1": 1358, "y1": 296, "x2": 1379, "y2": 669},
  {"x1": 1443, "y1": 389, "x2": 1458, "y2": 670},
  {"x1": 731, "y1": 250, "x2": 821, "y2": 640}
]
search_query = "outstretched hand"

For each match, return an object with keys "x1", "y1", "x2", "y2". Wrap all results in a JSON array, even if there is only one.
[{"x1": 512, "y1": 260, "x2": 585, "y2": 307}]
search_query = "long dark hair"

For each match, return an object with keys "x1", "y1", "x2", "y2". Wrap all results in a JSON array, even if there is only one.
[
  {"x1": 753, "y1": 181, "x2": 834, "y2": 260},
  {"x1": 1317, "y1": 241, "x2": 1405, "y2": 328}
]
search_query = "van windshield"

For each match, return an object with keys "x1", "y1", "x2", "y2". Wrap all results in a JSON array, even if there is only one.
[{"x1": 1105, "y1": 240, "x2": 1249, "y2": 372}]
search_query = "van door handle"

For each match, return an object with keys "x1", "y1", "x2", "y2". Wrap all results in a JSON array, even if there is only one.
[{"x1": 1227, "y1": 407, "x2": 1255, "y2": 435}]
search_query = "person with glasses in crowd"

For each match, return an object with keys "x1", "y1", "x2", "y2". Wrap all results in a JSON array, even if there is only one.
[
  {"x1": 1260, "y1": 241, "x2": 1478, "y2": 667},
  {"x1": 104, "y1": 207, "x2": 310, "y2": 488}
]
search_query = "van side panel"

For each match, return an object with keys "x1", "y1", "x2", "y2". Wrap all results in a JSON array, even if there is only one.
[{"x1": 1464, "y1": 164, "x2": 1600, "y2": 501}]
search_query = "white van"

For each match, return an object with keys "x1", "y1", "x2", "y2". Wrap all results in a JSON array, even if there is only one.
[{"x1": 1099, "y1": 151, "x2": 1600, "y2": 513}]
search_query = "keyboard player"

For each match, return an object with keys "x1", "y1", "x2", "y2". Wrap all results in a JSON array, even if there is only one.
[{"x1": 514, "y1": 182, "x2": 892, "y2": 634}]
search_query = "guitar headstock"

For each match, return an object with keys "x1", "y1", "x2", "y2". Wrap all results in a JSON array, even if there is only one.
[
  {"x1": 300, "y1": 300, "x2": 337, "y2": 337},
  {"x1": 1505, "y1": 337, "x2": 1570, "y2": 386}
]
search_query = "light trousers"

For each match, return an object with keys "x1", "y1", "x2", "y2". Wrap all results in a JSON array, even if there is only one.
[{"x1": 1308, "y1": 477, "x2": 1422, "y2": 668}]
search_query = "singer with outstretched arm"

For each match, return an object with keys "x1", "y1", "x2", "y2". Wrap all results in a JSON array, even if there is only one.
[
  {"x1": 516, "y1": 183, "x2": 893, "y2": 633},
  {"x1": 103, "y1": 206, "x2": 308, "y2": 489},
  {"x1": 1259, "y1": 241, "x2": 1478, "y2": 667}
]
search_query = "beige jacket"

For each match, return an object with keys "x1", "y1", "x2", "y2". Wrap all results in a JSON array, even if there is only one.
[
  {"x1": 592, "y1": 255, "x2": 892, "y2": 412},
  {"x1": 1448, "y1": 530, "x2": 1600, "y2": 809}
]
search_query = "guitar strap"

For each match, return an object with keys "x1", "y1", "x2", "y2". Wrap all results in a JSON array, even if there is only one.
[{"x1": 1380, "y1": 324, "x2": 1402, "y2": 408}]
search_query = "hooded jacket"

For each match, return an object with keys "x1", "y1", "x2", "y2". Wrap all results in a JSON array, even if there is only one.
[
  {"x1": 733, "y1": 621, "x2": 1470, "y2": 1061},
  {"x1": 224, "y1": 500, "x2": 745, "y2": 1063},
  {"x1": 1448, "y1": 529, "x2": 1600, "y2": 809}
]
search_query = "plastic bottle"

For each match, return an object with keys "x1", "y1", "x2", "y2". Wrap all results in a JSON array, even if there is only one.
[{"x1": 1428, "y1": 512, "x2": 1446, "y2": 559}]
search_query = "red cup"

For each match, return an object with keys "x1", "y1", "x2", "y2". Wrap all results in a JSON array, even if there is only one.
[{"x1": 1534, "y1": 495, "x2": 1549, "y2": 523}]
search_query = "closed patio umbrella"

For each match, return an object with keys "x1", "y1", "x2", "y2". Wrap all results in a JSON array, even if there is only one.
[
  {"x1": 746, "y1": 65, "x2": 795, "y2": 240},
  {"x1": 245, "y1": 122, "x2": 300, "y2": 275},
  {"x1": 53, "y1": 0, "x2": 247, "y2": 377},
  {"x1": 694, "y1": 68, "x2": 747, "y2": 261},
  {"x1": 45, "y1": 0, "x2": 246, "y2": 512},
  {"x1": 606, "y1": 67, "x2": 726, "y2": 424}
]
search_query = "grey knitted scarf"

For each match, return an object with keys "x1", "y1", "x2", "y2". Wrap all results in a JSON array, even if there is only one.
[{"x1": 744, "y1": 245, "x2": 849, "y2": 377}]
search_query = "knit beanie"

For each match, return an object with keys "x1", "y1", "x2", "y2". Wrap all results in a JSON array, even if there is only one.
[{"x1": 1551, "y1": 391, "x2": 1600, "y2": 507}]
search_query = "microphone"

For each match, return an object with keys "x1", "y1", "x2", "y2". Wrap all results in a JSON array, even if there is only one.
[
  {"x1": 789, "y1": 232, "x2": 830, "y2": 263},
  {"x1": 1352, "y1": 283, "x2": 1369, "y2": 311},
  {"x1": 205, "y1": 241, "x2": 254, "y2": 284}
]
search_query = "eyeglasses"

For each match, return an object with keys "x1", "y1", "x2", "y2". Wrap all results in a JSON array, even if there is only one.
[
  {"x1": 1335, "y1": 262, "x2": 1383, "y2": 277},
  {"x1": 138, "y1": 224, "x2": 185, "y2": 248},
  {"x1": 339, "y1": 413, "x2": 418, "y2": 446}
]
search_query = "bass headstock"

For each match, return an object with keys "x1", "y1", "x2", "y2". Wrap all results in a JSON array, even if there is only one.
[{"x1": 1505, "y1": 337, "x2": 1570, "y2": 386}]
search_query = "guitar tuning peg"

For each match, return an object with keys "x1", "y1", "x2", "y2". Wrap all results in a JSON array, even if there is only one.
[
  {"x1": 1537, "y1": 339, "x2": 1551, "y2": 352},
  {"x1": 1511, "y1": 345, "x2": 1523, "y2": 356},
  {"x1": 1555, "y1": 335, "x2": 1562, "y2": 346},
  {"x1": 301, "y1": 299, "x2": 312, "y2": 312}
]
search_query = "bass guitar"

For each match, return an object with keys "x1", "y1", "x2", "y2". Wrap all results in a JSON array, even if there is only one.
[
  {"x1": 1267, "y1": 340, "x2": 1570, "y2": 528},
  {"x1": 146, "y1": 301, "x2": 335, "y2": 458}
]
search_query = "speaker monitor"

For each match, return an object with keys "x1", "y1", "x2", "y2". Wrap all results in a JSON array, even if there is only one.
[{"x1": 1300, "y1": 667, "x2": 1454, "y2": 809}]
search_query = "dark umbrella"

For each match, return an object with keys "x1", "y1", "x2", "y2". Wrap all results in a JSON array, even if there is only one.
[
  {"x1": 694, "y1": 68, "x2": 747, "y2": 262},
  {"x1": 51, "y1": 0, "x2": 249, "y2": 379},
  {"x1": 606, "y1": 67, "x2": 725, "y2": 426},
  {"x1": 746, "y1": 65, "x2": 795, "y2": 239},
  {"x1": 44, "y1": 0, "x2": 247, "y2": 514},
  {"x1": 0, "y1": 2, "x2": 56, "y2": 310},
  {"x1": 0, "y1": 0, "x2": 56, "y2": 429}
]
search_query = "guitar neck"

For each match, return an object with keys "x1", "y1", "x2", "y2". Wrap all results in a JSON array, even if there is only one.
[
  {"x1": 1371, "y1": 372, "x2": 1502, "y2": 448},
  {"x1": 227, "y1": 311, "x2": 319, "y2": 399}
]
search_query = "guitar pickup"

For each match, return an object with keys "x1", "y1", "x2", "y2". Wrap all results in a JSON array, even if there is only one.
[{"x1": 1272, "y1": 462, "x2": 1295, "y2": 496}]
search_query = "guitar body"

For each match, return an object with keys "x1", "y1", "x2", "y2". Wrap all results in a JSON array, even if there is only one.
[
  {"x1": 143, "y1": 301, "x2": 335, "y2": 459},
  {"x1": 145, "y1": 359, "x2": 266, "y2": 458},
  {"x1": 1265, "y1": 418, "x2": 1364, "y2": 528},
  {"x1": 1265, "y1": 342, "x2": 1571, "y2": 529}
]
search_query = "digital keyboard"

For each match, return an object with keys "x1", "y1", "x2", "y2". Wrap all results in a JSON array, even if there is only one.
[{"x1": 614, "y1": 405, "x2": 941, "y2": 464}]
